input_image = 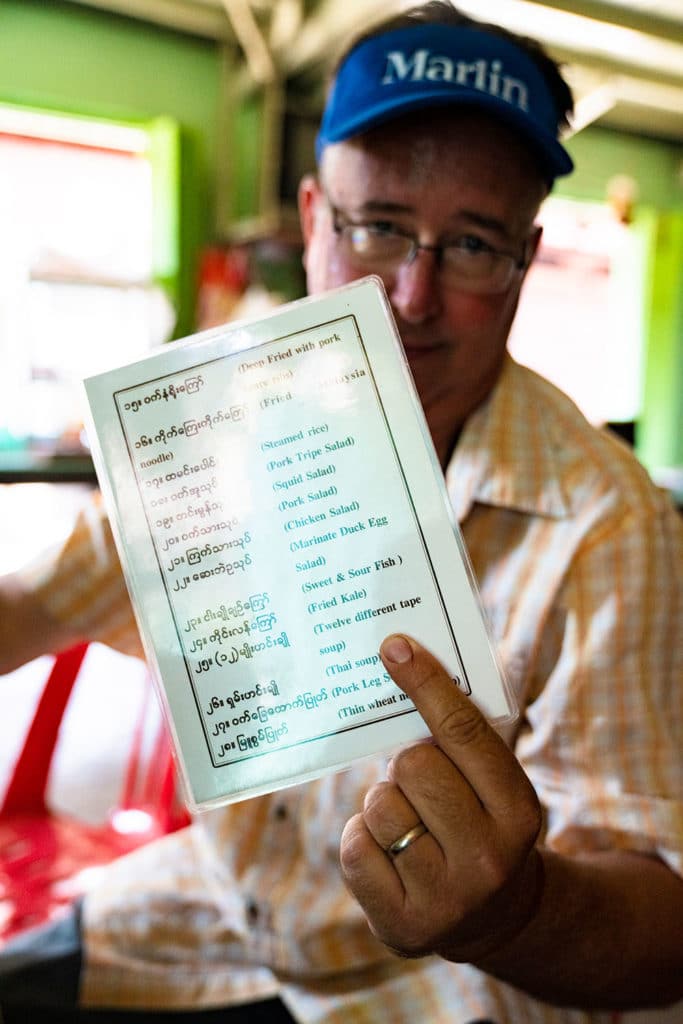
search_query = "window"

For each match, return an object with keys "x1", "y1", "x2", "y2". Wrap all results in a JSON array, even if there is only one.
[
  {"x1": 509, "y1": 196, "x2": 646, "y2": 428},
  {"x1": 0, "y1": 106, "x2": 179, "y2": 461}
]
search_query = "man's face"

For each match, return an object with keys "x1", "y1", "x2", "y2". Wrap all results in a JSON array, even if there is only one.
[{"x1": 299, "y1": 108, "x2": 547, "y2": 463}]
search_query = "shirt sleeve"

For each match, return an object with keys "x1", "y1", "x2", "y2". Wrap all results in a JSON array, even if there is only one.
[
  {"x1": 22, "y1": 489, "x2": 143, "y2": 658},
  {"x1": 517, "y1": 491, "x2": 683, "y2": 877}
]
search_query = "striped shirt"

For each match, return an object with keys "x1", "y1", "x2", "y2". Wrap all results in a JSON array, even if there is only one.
[{"x1": 29, "y1": 356, "x2": 683, "y2": 1023}]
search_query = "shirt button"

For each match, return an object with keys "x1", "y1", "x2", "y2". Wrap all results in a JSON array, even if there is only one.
[{"x1": 274, "y1": 803, "x2": 288, "y2": 821}]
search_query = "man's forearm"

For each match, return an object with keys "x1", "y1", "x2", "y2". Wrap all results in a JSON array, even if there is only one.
[
  {"x1": 472, "y1": 846, "x2": 683, "y2": 1010},
  {"x1": 0, "y1": 572, "x2": 81, "y2": 674}
]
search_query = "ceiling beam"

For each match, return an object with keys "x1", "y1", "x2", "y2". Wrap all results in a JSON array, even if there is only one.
[
  {"x1": 279, "y1": 0, "x2": 394, "y2": 74},
  {"x1": 68, "y1": 0, "x2": 234, "y2": 39},
  {"x1": 521, "y1": 0, "x2": 683, "y2": 43},
  {"x1": 220, "y1": 0, "x2": 275, "y2": 82},
  {"x1": 450, "y1": 0, "x2": 683, "y2": 86}
]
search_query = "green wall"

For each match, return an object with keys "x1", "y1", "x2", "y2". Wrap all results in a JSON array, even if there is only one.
[
  {"x1": 638, "y1": 212, "x2": 683, "y2": 474},
  {"x1": 0, "y1": 0, "x2": 224, "y2": 338},
  {"x1": 561, "y1": 126, "x2": 682, "y2": 210}
]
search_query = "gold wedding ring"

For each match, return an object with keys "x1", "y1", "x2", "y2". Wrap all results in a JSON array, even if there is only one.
[{"x1": 387, "y1": 822, "x2": 428, "y2": 858}]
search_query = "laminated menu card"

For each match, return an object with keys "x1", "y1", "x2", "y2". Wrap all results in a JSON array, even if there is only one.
[{"x1": 84, "y1": 276, "x2": 516, "y2": 810}]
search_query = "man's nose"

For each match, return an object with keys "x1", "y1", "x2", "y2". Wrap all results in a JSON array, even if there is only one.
[{"x1": 389, "y1": 249, "x2": 442, "y2": 325}]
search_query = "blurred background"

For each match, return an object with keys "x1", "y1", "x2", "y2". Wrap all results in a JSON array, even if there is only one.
[{"x1": 0, "y1": 1, "x2": 681, "y2": 936}]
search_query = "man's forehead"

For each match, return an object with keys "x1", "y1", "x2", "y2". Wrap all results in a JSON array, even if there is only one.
[
  {"x1": 322, "y1": 107, "x2": 546, "y2": 198},
  {"x1": 320, "y1": 122, "x2": 547, "y2": 241}
]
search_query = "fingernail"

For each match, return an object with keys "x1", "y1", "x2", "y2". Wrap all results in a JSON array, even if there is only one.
[{"x1": 381, "y1": 635, "x2": 412, "y2": 664}]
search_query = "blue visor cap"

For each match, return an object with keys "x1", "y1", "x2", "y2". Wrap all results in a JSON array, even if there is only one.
[{"x1": 317, "y1": 24, "x2": 573, "y2": 180}]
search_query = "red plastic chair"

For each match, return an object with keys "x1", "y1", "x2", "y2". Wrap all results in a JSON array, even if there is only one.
[{"x1": 0, "y1": 644, "x2": 190, "y2": 944}]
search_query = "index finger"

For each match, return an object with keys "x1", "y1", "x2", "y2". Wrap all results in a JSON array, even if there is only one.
[{"x1": 380, "y1": 634, "x2": 533, "y2": 816}]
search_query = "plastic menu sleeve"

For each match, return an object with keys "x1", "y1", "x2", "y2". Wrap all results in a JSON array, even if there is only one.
[{"x1": 84, "y1": 276, "x2": 516, "y2": 809}]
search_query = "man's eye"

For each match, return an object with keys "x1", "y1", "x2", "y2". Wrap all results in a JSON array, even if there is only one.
[
  {"x1": 363, "y1": 221, "x2": 399, "y2": 236},
  {"x1": 453, "y1": 235, "x2": 494, "y2": 254}
]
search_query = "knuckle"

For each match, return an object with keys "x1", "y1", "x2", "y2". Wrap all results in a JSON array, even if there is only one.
[
  {"x1": 503, "y1": 781, "x2": 543, "y2": 845},
  {"x1": 437, "y1": 701, "x2": 488, "y2": 748},
  {"x1": 362, "y1": 780, "x2": 396, "y2": 816},
  {"x1": 390, "y1": 742, "x2": 435, "y2": 784},
  {"x1": 381, "y1": 915, "x2": 432, "y2": 958},
  {"x1": 396, "y1": 935, "x2": 432, "y2": 958},
  {"x1": 475, "y1": 846, "x2": 511, "y2": 891},
  {"x1": 339, "y1": 826, "x2": 370, "y2": 877},
  {"x1": 519, "y1": 792, "x2": 543, "y2": 843}
]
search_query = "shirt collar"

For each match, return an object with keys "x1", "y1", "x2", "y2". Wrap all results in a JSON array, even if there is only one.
[{"x1": 446, "y1": 355, "x2": 571, "y2": 523}]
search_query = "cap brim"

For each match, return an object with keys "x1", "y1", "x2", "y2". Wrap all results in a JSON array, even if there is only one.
[{"x1": 317, "y1": 88, "x2": 573, "y2": 179}]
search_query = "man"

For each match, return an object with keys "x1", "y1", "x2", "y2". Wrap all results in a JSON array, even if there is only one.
[{"x1": 1, "y1": 3, "x2": 682, "y2": 1022}]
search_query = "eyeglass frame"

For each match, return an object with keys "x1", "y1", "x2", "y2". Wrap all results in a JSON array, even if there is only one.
[{"x1": 323, "y1": 189, "x2": 535, "y2": 295}]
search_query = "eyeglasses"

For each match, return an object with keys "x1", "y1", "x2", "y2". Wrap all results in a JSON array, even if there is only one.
[{"x1": 327, "y1": 199, "x2": 530, "y2": 296}]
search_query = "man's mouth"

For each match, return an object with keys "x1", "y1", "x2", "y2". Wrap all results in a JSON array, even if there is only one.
[{"x1": 401, "y1": 340, "x2": 445, "y2": 359}]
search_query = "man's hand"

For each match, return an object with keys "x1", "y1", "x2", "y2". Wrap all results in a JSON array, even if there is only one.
[{"x1": 340, "y1": 633, "x2": 543, "y2": 963}]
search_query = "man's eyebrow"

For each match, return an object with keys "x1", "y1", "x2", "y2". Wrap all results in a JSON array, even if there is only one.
[
  {"x1": 354, "y1": 200, "x2": 415, "y2": 215},
  {"x1": 455, "y1": 210, "x2": 511, "y2": 236},
  {"x1": 349, "y1": 201, "x2": 512, "y2": 237}
]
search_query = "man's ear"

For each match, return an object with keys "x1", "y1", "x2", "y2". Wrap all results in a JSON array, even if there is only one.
[
  {"x1": 528, "y1": 224, "x2": 543, "y2": 266},
  {"x1": 298, "y1": 174, "x2": 322, "y2": 266},
  {"x1": 518, "y1": 223, "x2": 543, "y2": 286}
]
